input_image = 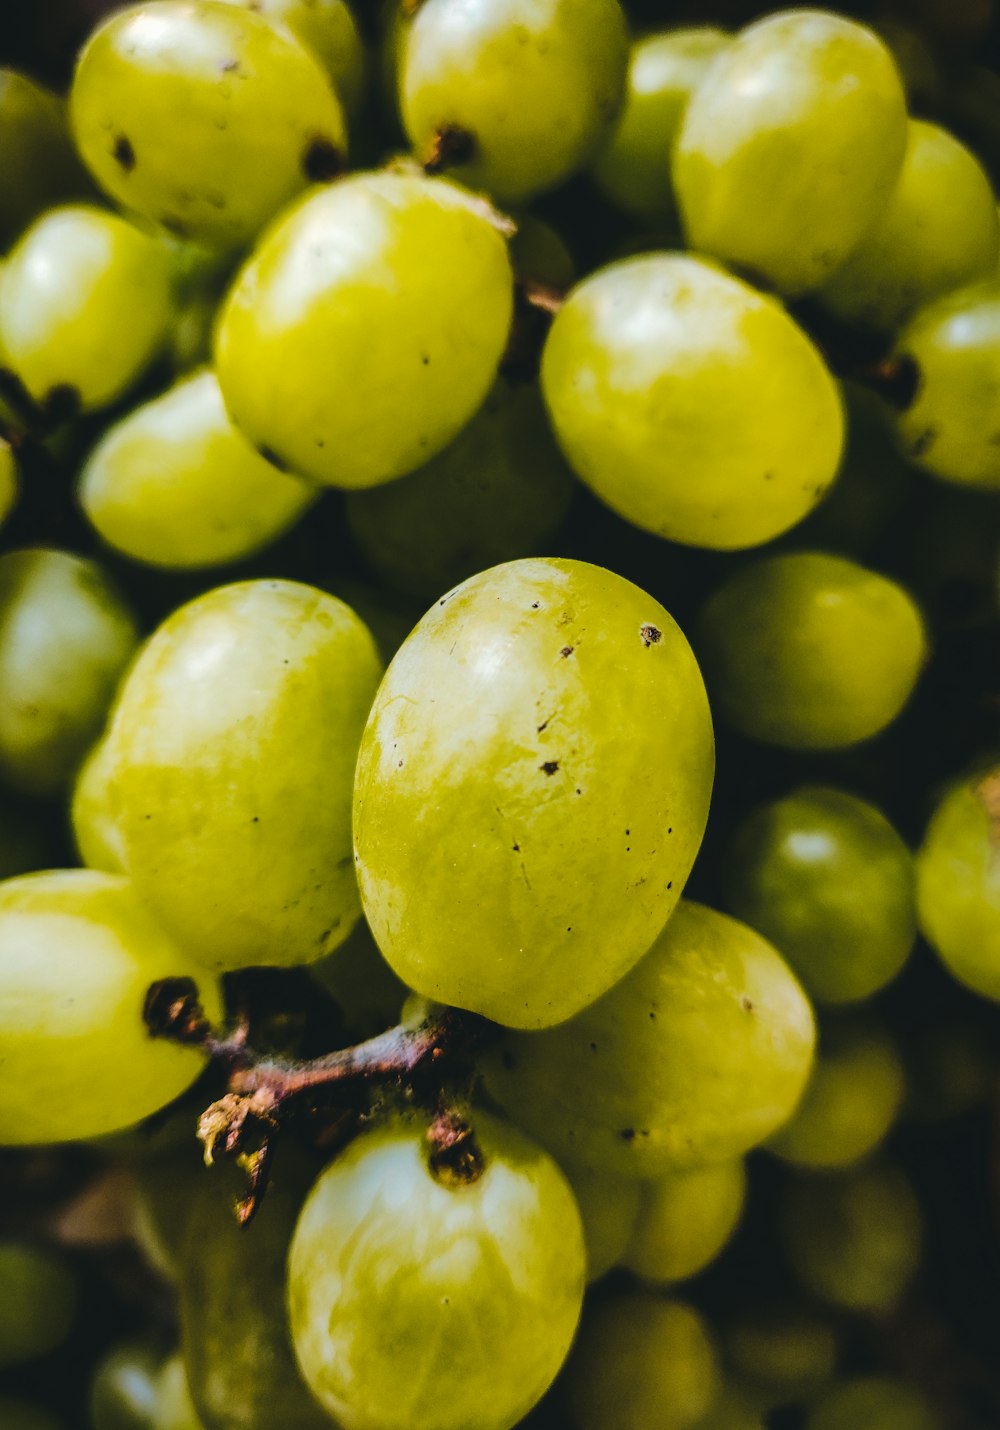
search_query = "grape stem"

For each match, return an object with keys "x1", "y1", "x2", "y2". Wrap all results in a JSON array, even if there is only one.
[{"x1": 143, "y1": 978, "x2": 495, "y2": 1223}]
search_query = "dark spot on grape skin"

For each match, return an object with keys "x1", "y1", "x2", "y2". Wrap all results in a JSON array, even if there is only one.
[
  {"x1": 619, "y1": 1128, "x2": 636, "y2": 1142},
  {"x1": 640, "y1": 623, "x2": 662, "y2": 647},
  {"x1": 161, "y1": 216, "x2": 190, "y2": 238},
  {"x1": 537, "y1": 718, "x2": 549, "y2": 733},
  {"x1": 910, "y1": 427, "x2": 938, "y2": 458},
  {"x1": 512, "y1": 842, "x2": 520, "y2": 852},
  {"x1": 540, "y1": 760, "x2": 559, "y2": 776},
  {"x1": 256, "y1": 444, "x2": 289, "y2": 473},
  {"x1": 740, "y1": 996, "x2": 754, "y2": 1013},
  {"x1": 302, "y1": 138, "x2": 345, "y2": 183},
  {"x1": 219, "y1": 58, "x2": 241, "y2": 73},
  {"x1": 530, "y1": 602, "x2": 540, "y2": 610},
  {"x1": 42, "y1": 384, "x2": 81, "y2": 424},
  {"x1": 113, "y1": 135, "x2": 135, "y2": 171},
  {"x1": 560, "y1": 645, "x2": 573, "y2": 658}
]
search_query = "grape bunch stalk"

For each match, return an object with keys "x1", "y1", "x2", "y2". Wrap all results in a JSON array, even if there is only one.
[{"x1": 2, "y1": 1, "x2": 1000, "y2": 1429}]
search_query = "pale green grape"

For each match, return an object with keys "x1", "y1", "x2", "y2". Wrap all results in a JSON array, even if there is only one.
[
  {"x1": 180, "y1": 1160, "x2": 331, "y2": 1429},
  {"x1": 590, "y1": 28, "x2": 730, "y2": 221},
  {"x1": 72, "y1": 734, "x2": 129, "y2": 874},
  {"x1": 353, "y1": 558, "x2": 714, "y2": 1029},
  {"x1": 724, "y1": 1305, "x2": 838, "y2": 1410},
  {"x1": 781, "y1": 1159, "x2": 922, "y2": 1313},
  {"x1": 287, "y1": 1112, "x2": 585, "y2": 1430},
  {"x1": 720, "y1": 786, "x2": 916, "y2": 1002},
  {"x1": 70, "y1": 0, "x2": 347, "y2": 249},
  {"x1": 819, "y1": 120, "x2": 998, "y2": 332},
  {"x1": 0, "y1": 206, "x2": 175, "y2": 413},
  {"x1": 566, "y1": 1294, "x2": 720, "y2": 1430},
  {"x1": 0, "y1": 70, "x2": 90, "y2": 248},
  {"x1": 540, "y1": 254, "x2": 843, "y2": 550},
  {"x1": 399, "y1": 0, "x2": 629, "y2": 203},
  {"x1": 483, "y1": 900, "x2": 815, "y2": 1176},
  {"x1": 766, "y1": 1017, "x2": 905, "y2": 1168},
  {"x1": 0, "y1": 549, "x2": 140, "y2": 795},
  {"x1": 90, "y1": 1339, "x2": 166, "y2": 1430},
  {"x1": 623, "y1": 1159, "x2": 746, "y2": 1283},
  {"x1": 893, "y1": 278, "x2": 1000, "y2": 489},
  {"x1": 563, "y1": 1166, "x2": 641, "y2": 1282},
  {"x1": 673, "y1": 11, "x2": 907, "y2": 295},
  {"x1": 0, "y1": 1400, "x2": 65, "y2": 1430},
  {"x1": 0, "y1": 439, "x2": 17, "y2": 529},
  {"x1": 0, "y1": 1240, "x2": 77, "y2": 1368},
  {"x1": 215, "y1": 170, "x2": 513, "y2": 489},
  {"x1": 0, "y1": 870, "x2": 222, "y2": 1144},
  {"x1": 698, "y1": 553, "x2": 927, "y2": 749},
  {"x1": 915, "y1": 768, "x2": 1000, "y2": 1000},
  {"x1": 154, "y1": 1358, "x2": 204, "y2": 1430},
  {"x1": 308, "y1": 915, "x2": 408, "y2": 1040},
  {"x1": 108, "y1": 580, "x2": 382, "y2": 971},
  {"x1": 805, "y1": 1377, "x2": 940, "y2": 1430},
  {"x1": 346, "y1": 379, "x2": 575, "y2": 598},
  {"x1": 79, "y1": 369, "x2": 316, "y2": 570},
  {"x1": 215, "y1": 0, "x2": 366, "y2": 115}
]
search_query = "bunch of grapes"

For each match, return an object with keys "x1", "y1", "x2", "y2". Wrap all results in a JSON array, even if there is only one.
[{"x1": 2, "y1": 0, "x2": 1000, "y2": 1427}]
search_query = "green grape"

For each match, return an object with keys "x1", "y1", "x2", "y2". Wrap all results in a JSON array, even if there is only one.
[
  {"x1": 215, "y1": 170, "x2": 514, "y2": 489},
  {"x1": 0, "y1": 549, "x2": 140, "y2": 796},
  {"x1": 915, "y1": 768, "x2": 1000, "y2": 1000},
  {"x1": 819, "y1": 120, "x2": 999, "y2": 332},
  {"x1": 0, "y1": 70, "x2": 90, "y2": 248},
  {"x1": 0, "y1": 1240, "x2": 77, "y2": 1368},
  {"x1": 0, "y1": 868, "x2": 222, "y2": 1144},
  {"x1": 72, "y1": 734, "x2": 129, "y2": 874},
  {"x1": 353, "y1": 558, "x2": 714, "y2": 1029},
  {"x1": 483, "y1": 901, "x2": 815, "y2": 1177},
  {"x1": 180, "y1": 1160, "x2": 332, "y2": 1429},
  {"x1": 79, "y1": 368, "x2": 316, "y2": 570},
  {"x1": 698, "y1": 553, "x2": 928, "y2": 750},
  {"x1": 399, "y1": 0, "x2": 629, "y2": 203},
  {"x1": 590, "y1": 28, "x2": 730, "y2": 221},
  {"x1": 563, "y1": 1166, "x2": 641, "y2": 1282},
  {"x1": 566, "y1": 1294, "x2": 720, "y2": 1430},
  {"x1": 70, "y1": 0, "x2": 347, "y2": 249},
  {"x1": 690, "y1": 1393, "x2": 766, "y2": 1430},
  {"x1": 107, "y1": 579, "x2": 382, "y2": 971},
  {"x1": 720, "y1": 786, "x2": 916, "y2": 1003},
  {"x1": 132, "y1": 1144, "x2": 209, "y2": 1284},
  {"x1": 215, "y1": 0, "x2": 366, "y2": 115},
  {"x1": 0, "y1": 206, "x2": 176, "y2": 413},
  {"x1": 308, "y1": 915, "x2": 408, "y2": 1040},
  {"x1": 0, "y1": 439, "x2": 17, "y2": 529},
  {"x1": 724, "y1": 1305, "x2": 838, "y2": 1410},
  {"x1": 507, "y1": 214, "x2": 575, "y2": 289},
  {"x1": 90, "y1": 1339, "x2": 166, "y2": 1430},
  {"x1": 892, "y1": 278, "x2": 1000, "y2": 489},
  {"x1": 540, "y1": 254, "x2": 844, "y2": 550},
  {"x1": 766, "y1": 1017, "x2": 905, "y2": 1168},
  {"x1": 623, "y1": 1159, "x2": 745, "y2": 1284},
  {"x1": 346, "y1": 379, "x2": 575, "y2": 599},
  {"x1": 781, "y1": 1159, "x2": 922, "y2": 1313},
  {"x1": 154, "y1": 1357, "x2": 204, "y2": 1430},
  {"x1": 287, "y1": 1112, "x2": 586, "y2": 1430},
  {"x1": 0, "y1": 1400, "x2": 65, "y2": 1430},
  {"x1": 673, "y1": 11, "x2": 907, "y2": 296},
  {"x1": 805, "y1": 1377, "x2": 940, "y2": 1430}
]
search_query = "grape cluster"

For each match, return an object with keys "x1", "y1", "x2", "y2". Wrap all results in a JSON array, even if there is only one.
[{"x1": 1, "y1": 1, "x2": 1000, "y2": 1428}]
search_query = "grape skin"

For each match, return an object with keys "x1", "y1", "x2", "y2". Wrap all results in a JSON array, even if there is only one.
[
  {"x1": 0, "y1": 441, "x2": 17, "y2": 530},
  {"x1": 622, "y1": 1159, "x2": 746, "y2": 1284},
  {"x1": 0, "y1": 1241, "x2": 77, "y2": 1369}
]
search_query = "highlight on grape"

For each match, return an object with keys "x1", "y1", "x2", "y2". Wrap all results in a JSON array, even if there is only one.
[{"x1": 1, "y1": 0, "x2": 1000, "y2": 1427}]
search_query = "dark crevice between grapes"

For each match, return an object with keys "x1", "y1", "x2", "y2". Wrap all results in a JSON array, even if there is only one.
[
  {"x1": 421, "y1": 124, "x2": 476, "y2": 175},
  {"x1": 143, "y1": 972, "x2": 497, "y2": 1223},
  {"x1": 301, "y1": 138, "x2": 346, "y2": 184}
]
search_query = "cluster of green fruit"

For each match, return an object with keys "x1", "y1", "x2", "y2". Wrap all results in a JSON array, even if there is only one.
[{"x1": 1, "y1": 0, "x2": 1000, "y2": 1427}]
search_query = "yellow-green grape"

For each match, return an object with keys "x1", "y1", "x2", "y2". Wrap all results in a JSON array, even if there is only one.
[
  {"x1": 107, "y1": 580, "x2": 382, "y2": 971},
  {"x1": 70, "y1": 1, "x2": 347, "y2": 249},
  {"x1": 0, "y1": 869, "x2": 222, "y2": 1144},
  {"x1": 720, "y1": 786, "x2": 916, "y2": 1003},
  {"x1": 0, "y1": 206, "x2": 175, "y2": 413},
  {"x1": 308, "y1": 916, "x2": 408, "y2": 1041},
  {"x1": 819, "y1": 120, "x2": 999, "y2": 332},
  {"x1": 623, "y1": 1159, "x2": 746, "y2": 1284},
  {"x1": 566, "y1": 1295, "x2": 721, "y2": 1430},
  {"x1": 353, "y1": 559, "x2": 714, "y2": 1029},
  {"x1": 892, "y1": 278, "x2": 1000, "y2": 490},
  {"x1": 0, "y1": 70, "x2": 90, "y2": 248},
  {"x1": 766, "y1": 1017, "x2": 905, "y2": 1168},
  {"x1": 563, "y1": 1166, "x2": 641, "y2": 1282},
  {"x1": 805, "y1": 1378, "x2": 940, "y2": 1430},
  {"x1": 483, "y1": 901, "x2": 815, "y2": 1177},
  {"x1": 399, "y1": 0, "x2": 629, "y2": 203},
  {"x1": 724, "y1": 1305, "x2": 838, "y2": 1411},
  {"x1": 90, "y1": 1339, "x2": 166, "y2": 1430},
  {"x1": 180, "y1": 1161, "x2": 332, "y2": 1430},
  {"x1": 132, "y1": 1145, "x2": 209, "y2": 1285},
  {"x1": 540, "y1": 255, "x2": 844, "y2": 550},
  {"x1": 153, "y1": 1358, "x2": 204, "y2": 1430},
  {"x1": 287, "y1": 1112, "x2": 585, "y2": 1430},
  {"x1": 698, "y1": 553, "x2": 928, "y2": 750},
  {"x1": 590, "y1": 28, "x2": 730, "y2": 221},
  {"x1": 0, "y1": 1401, "x2": 65, "y2": 1430},
  {"x1": 781, "y1": 1160, "x2": 922, "y2": 1313},
  {"x1": 79, "y1": 369, "x2": 316, "y2": 570},
  {"x1": 507, "y1": 214, "x2": 575, "y2": 289},
  {"x1": 346, "y1": 379, "x2": 575, "y2": 599},
  {"x1": 0, "y1": 549, "x2": 140, "y2": 796},
  {"x1": 915, "y1": 768, "x2": 1000, "y2": 1000},
  {"x1": 215, "y1": 170, "x2": 513, "y2": 489},
  {"x1": 72, "y1": 735, "x2": 128, "y2": 874},
  {"x1": 0, "y1": 439, "x2": 17, "y2": 530},
  {"x1": 673, "y1": 11, "x2": 907, "y2": 296},
  {"x1": 215, "y1": 0, "x2": 366, "y2": 115},
  {"x1": 0, "y1": 1241, "x2": 77, "y2": 1368}
]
